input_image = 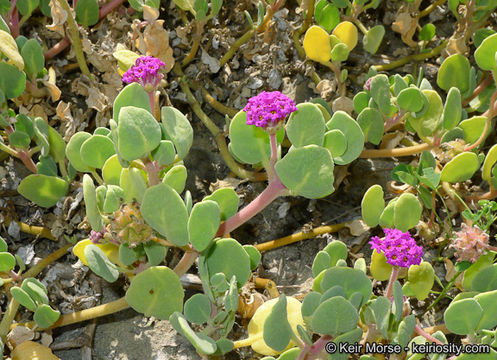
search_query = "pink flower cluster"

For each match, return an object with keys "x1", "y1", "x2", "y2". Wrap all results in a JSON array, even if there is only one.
[
  {"x1": 370, "y1": 228, "x2": 423, "y2": 268},
  {"x1": 122, "y1": 56, "x2": 165, "y2": 90},
  {"x1": 450, "y1": 223, "x2": 490, "y2": 263},
  {"x1": 243, "y1": 91, "x2": 297, "y2": 130}
]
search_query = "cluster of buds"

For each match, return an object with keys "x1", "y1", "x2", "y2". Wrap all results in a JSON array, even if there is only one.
[
  {"x1": 450, "y1": 223, "x2": 490, "y2": 263},
  {"x1": 370, "y1": 228, "x2": 424, "y2": 268},
  {"x1": 122, "y1": 56, "x2": 165, "y2": 92},
  {"x1": 243, "y1": 91, "x2": 297, "y2": 132},
  {"x1": 106, "y1": 201, "x2": 154, "y2": 247}
]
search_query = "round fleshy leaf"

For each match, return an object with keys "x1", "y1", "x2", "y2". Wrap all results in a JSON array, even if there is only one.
[
  {"x1": 372, "y1": 296, "x2": 391, "y2": 338},
  {"x1": 144, "y1": 241, "x2": 167, "y2": 266},
  {"x1": 229, "y1": 110, "x2": 284, "y2": 165},
  {"x1": 482, "y1": 144, "x2": 497, "y2": 183},
  {"x1": 113, "y1": 83, "x2": 151, "y2": 122},
  {"x1": 363, "y1": 25, "x2": 385, "y2": 54},
  {"x1": 161, "y1": 106, "x2": 194, "y2": 160},
  {"x1": 357, "y1": 107, "x2": 383, "y2": 145},
  {"x1": 18, "y1": 175, "x2": 68, "y2": 208},
  {"x1": 322, "y1": 240, "x2": 348, "y2": 267},
  {"x1": 462, "y1": 252, "x2": 495, "y2": 291},
  {"x1": 248, "y1": 296, "x2": 304, "y2": 356},
  {"x1": 34, "y1": 304, "x2": 60, "y2": 328},
  {"x1": 402, "y1": 261, "x2": 434, "y2": 301},
  {"x1": 312, "y1": 251, "x2": 331, "y2": 277},
  {"x1": 75, "y1": 0, "x2": 99, "y2": 26},
  {"x1": 379, "y1": 198, "x2": 397, "y2": 228},
  {"x1": 21, "y1": 278, "x2": 48, "y2": 305},
  {"x1": 0, "y1": 62, "x2": 26, "y2": 100},
  {"x1": 406, "y1": 90, "x2": 443, "y2": 138},
  {"x1": 66, "y1": 132, "x2": 92, "y2": 172},
  {"x1": 474, "y1": 290, "x2": 497, "y2": 330},
  {"x1": 47, "y1": 126, "x2": 66, "y2": 163},
  {"x1": 141, "y1": 183, "x2": 189, "y2": 246},
  {"x1": 119, "y1": 243, "x2": 139, "y2": 266},
  {"x1": 370, "y1": 250, "x2": 392, "y2": 281},
  {"x1": 119, "y1": 167, "x2": 147, "y2": 203},
  {"x1": 118, "y1": 106, "x2": 161, "y2": 161},
  {"x1": 320, "y1": 267, "x2": 372, "y2": 306},
  {"x1": 275, "y1": 145, "x2": 334, "y2": 199},
  {"x1": 263, "y1": 295, "x2": 292, "y2": 352},
  {"x1": 188, "y1": 200, "x2": 220, "y2": 252},
  {"x1": 459, "y1": 116, "x2": 487, "y2": 144},
  {"x1": 441, "y1": 87, "x2": 462, "y2": 130},
  {"x1": 9, "y1": 130, "x2": 31, "y2": 149},
  {"x1": 303, "y1": 25, "x2": 331, "y2": 63},
  {"x1": 10, "y1": 286, "x2": 37, "y2": 311},
  {"x1": 361, "y1": 184, "x2": 385, "y2": 227},
  {"x1": 204, "y1": 238, "x2": 251, "y2": 288},
  {"x1": 332, "y1": 21, "x2": 358, "y2": 51},
  {"x1": 397, "y1": 315, "x2": 416, "y2": 348},
  {"x1": 440, "y1": 152, "x2": 479, "y2": 183},
  {"x1": 475, "y1": 33, "x2": 497, "y2": 71},
  {"x1": 330, "y1": 42, "x2": 349, "y2": 62},
  {"x1": 323, "y1": 129, "x2": 346, "y2": 157},
  {"x1": 126, "y1": 266, "x2": 184, "y2": 319},
  {"x1": 0, "y1": 237, "x2": 7, "y2": 252},
  {"x1": 83, "y1": 174, "x2": 104, "y2": 231},
  {"x1": 152, "y1": 140, "x2": 176, "y2": 166},
  {"x1": 204, "y1": 188, "x2": 239, "y2": 221},
  {"x1": 418, "y1": 23, "x2": 436, "y2": 41},
  {"x1": 0, "y1": 252, "x2": 15, "y2": 272},
  {"x1": 311, "y1": 297, "x2": 358, "y2": 336},
  {"x1": 163, "y1": 164, "x2": 187, "y2": 194},
  {"x1": 444, "y1": 298, "x2": 482, "y2": 335},
  {"x1": 437, "y1": 54, "x2": 471, "y2": 93},
  {"x1": 315, "y1": 1, "x2": 339, "y2": 33},
  {"x1": 21, "y1": 38, "x2": 44, "y2": 79},
  {"x1": 353, "y1": 91, "x2": 370, "y2": 114},
  {"x1": 169, "y1": 312, "x2": 217, "y2": 355},
  {"x1": 397, "y1": 87, "x2": 426, "y2": 112},
  {"x1": 84, "y1": 244, "x2": 119, "y2": 283},
  {"x1": 369, "y1": 74, "x2": 391, "y2": 114},
  {"x1": 286, "y1": 103, "x2": 326, "y2": 147},
  {"x1": 471, "y1": 264, "x2": 497, "y2": 292},
  {"x1": 0, "y1": 30, "x2": 24, "y2": 70},
  {"x1": 80, "y1": 135, "x2": 116, "y2": 169},
  {"x1": 393, "y1": 193, "x2": 422, "y2": 232},
  {"x1": 184, "y1": 293, "x2": 212, "y2": 324},
  {"x1": 326, "y1": 111, "x2": 365, "y2": 165},
  {"x1": 243, "y1": 245, "x2": 261, "y2": 270},
  {"x1": 102, "y1": 155, "x2": 123, "y2": 186},
  {"x1": 113, "y1": 47, "x2": 141, "y2": 72}
]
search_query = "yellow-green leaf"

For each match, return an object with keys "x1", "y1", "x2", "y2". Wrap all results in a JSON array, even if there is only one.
[{"x1": 0, "y1": 30, "x2": 24, "y2": 70}]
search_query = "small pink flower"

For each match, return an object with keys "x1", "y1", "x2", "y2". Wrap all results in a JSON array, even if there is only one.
[
  {"x1": 122, "y1": 56, "x2": 165, "y2": 91},
  {"x1": 370, "y1": 228, "x2": 423, "y2": 268},
  {"x1": 243, "y1": 91, "x2": 297, "y2": 131},
  {"x1": 450, "y1": 223, "x2": 490, "y2": 263}
]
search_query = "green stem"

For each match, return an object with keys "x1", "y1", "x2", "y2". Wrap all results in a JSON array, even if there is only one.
[
  {"x1": 0, "y1": 142, "x2": 18, "y2": 157},
  {"x1": 90, "y1": 169, "x2": 104, "y2": 185},
  {"x1": 0, "y1": 298, "x2": 19, "y2": 339},
  {"x1": 424, "y1": 271, "x2": 462, "y2": 313},
  {"x1": 56, "y1": 0, "x2": 92, "y2": 78},
  {"x1": 219, "y1": 28, "x2": 255, "y2": 67}
]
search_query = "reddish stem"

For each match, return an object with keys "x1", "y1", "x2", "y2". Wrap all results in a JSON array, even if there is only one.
[
  {"x1": 462, "y1": 72, "x2": 492, "y2": 106},
  {"x1": 216, "y1": 178, "x2": 287, "y2": 236},
  {"x1": 414, "y1": 324, "x2": 445, "y2": 345},
  {"x1": 385, "y1": 266, "x2": 399, "y2": 299},
  {"x1": 99, "y1": 0, "x2": 124, "y2": 19}
]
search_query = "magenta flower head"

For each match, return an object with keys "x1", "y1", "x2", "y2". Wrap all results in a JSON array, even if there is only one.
[
  {"x1": 243, "y1": 91, "x2": 297, "y2": 132},
  {"x1": 370, "y1": 228, "x2": 423, "y2": 268},
  {"x1": 450, "y1": 223, "x2": 490, "y2": 263},
  {"x1": 122, "y1": 56, "x2": 166, "y2": 92}
]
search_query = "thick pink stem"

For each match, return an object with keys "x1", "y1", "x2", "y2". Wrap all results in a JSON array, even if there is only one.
[
  {"x1": 385, "y1": 266, "x2": 399, "y2": 299},
  {"x1": 414, "y1": 325, "x2": 445, "y2": 345},
  {"x1": 216, "y1": 178, "x2": 287, "y2": 236}
]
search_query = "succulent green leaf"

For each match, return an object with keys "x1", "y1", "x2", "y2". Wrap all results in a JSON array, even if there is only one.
[
  {"x1": 80, "y1": 135, "x2": 116, "y2": 169},
  {"x1": 102, "y1": 155, "x2": 123, "y2": 186},
  {"x1": 33, "y1": 304, "x2": 60, "y2": 328},
  {"x1": 312, "y1": 251, "x2": 331, "y2": 277},
  {"x1": 204, "y1": 238, "x2": 251, "y2": 287},
  {"x1": 320, "y1": 267, "x2": 372, "y2": 306},
  {"x1": 321, "y1": 285, "x2": 346, "y2": 303},
  {"x1": 18, "y1": 174, "x2": 68, "y2": 208},
  {"x1": 8, "y1": 130, "x2": 31, "y2": 149},
  {"x1": 10, "y1": 286, "x2": 37, "y2": 311},
  {"x1": 440, "y1": 152, "x2": 479, "y2": 183},
  {"x1": 441, "y1": 87, "x2": 462, "y2": 130},
  {"x1": 119, "y1": 243, "x2": 139, "y2": 266},
  {"x1": 0, "y1": 252, "x2": 15, "y2": 272},
  {"x1": 120, "y1": 167, "x2": 147, "y2": 203},
  {"x1": 263, "y1": 295, "x2": 292, "y2": 352},
  {"x1": 392, "y1": 280, "x2": 403, "y2": 322},
  {"x1": 482, "y1": 144, "x2": 497, "y2": 183},
  {"x1": 475, "y1": 33, "x2": 497, "y2": 71},
  {"x1": 163, "y1": 164, "x2": 187, "y2": 194},
  {"x1": 471, "y1": 264, "x2": 497, "y2": 292},
  {"x1": 393, "y1": 193, "x2": 422, "y2": 231},
  {"x1": 185, "y1": 293, "x2": 212, "y2": 324},
  {"x1": 204, "y1": 188, "x2": 239, "y2": 221},
  {"x1": 118, "y1": 106, "x2": 161, "y2": 161},
  {"x1": 330, "y1": 42, "x2": 350, "y2": 62},
  {"x1": 406, "y1": 90, "x2": 443, "y2": 138},
  {"x1": 243, "y1": 245, "x2": 261, "y2": 270},
  {"x1": 396, "y1": 314, "x2": 415, "y2": 347},
  {"x1": 315, "y1": 1, "x2": 339, "y2": 32},
  {"x1": 66, "y1": 132, "x2": 92, "y2": 172},
  {"x1": 326, "y1": 111, "x2": 364, "y2": 165},
  {"x1": 353, "y1": 91, "x2": 370, "y2": 113},
  {"x1": 144, "y1": 241, "x2": 167, "y2": 266},
  {"x1": 152, "y1": 140, "x2": 176, "y2": 166},
  {"x1": 328, "y1": 328, "x2": 363, "y2": 360},
  {"x1": 286, "y1": 103, "x2": 326, "y2": 147},
  {"x1": 437, "y1": 54, "x2": 470, "y2": 93},
  {"x1": 361, "y1": 184, "x2": 385, "y2": 227},
  {"x1": 75, "y1": 0, "x2": 99, "y2": 26},
  {"x1": 141, "y1": 183, "x2": 189, "y2": 246},
  {"x1": 83, "y1": 174, "x2": 104, "y2": 231},
  {"x1": 322, "y1": 240, "x2": 348, "y2": 267},
  {"x1": 275, "y1": 145, "x2": 334, "y2": 199},
  {"x1": 402, "y1": 261, "x2": 435, "y2": 300},
  {"x1": 379, "y1": 198, "x2": 397, "y2": 228},
  {"x1": 17, "y1": 0, "x2": 39, "y2": 16},
  {"x1": 363, "y1": 25, "x2": 385, "y2": 54},
  {"x1": 188, "y1": 200, "x2": 220, "y2": 252},
  {"x1": 459, "y1": 116, "x2": 487, "y2": 144},
  {"x1": 229, "y1": 110, "x2": 284, "y2": 164},
  {"x1": 21, "y1": 39, "x2": 44, "y2": 79},
  {"x1": 397, "y1": 87, "x2": 426, "y2": 113},
  {"x1": 311, "y1": 297, "x2": 358, "y2": 336},
  {"x1": 462, "y1": 252, "x2": 495, "y2": 291},
  {"x1": 0, "y1": 62, "x2": 26, "y2": 99},
  {"x1": 169, "y1": 312, "x2": 217, "y2": 355},
  {"x1": 301, "y1": 291, "x2": 322, "y2": 318},
  {"x1": 373, "y1": 296, "x2": 390, "y2": 338},
  {"x1": 21, "y1": 278, "x2": 48, "y2": 305},
  {"x1": 0, "y1": 237, "x2": 6, "y2": 252},
  {"x1": 127, "y1": 266, "x2": 184, "y2": 319},
  {"x1": 323, "y1": 129, "x2": 347, "y2": 157},
  {"x1": 474, "y1": 290, "x2": 497, "y2": 330},
  {"x1": 47, "y1": 126, "x2": 66, "y2": 164},
  {"x1": 418, "y1": 23, "x2": 436, "y2": 41},
  {"x1": 357, "y1": 107, "x2": 383, "y2": 145},
  {"x1": 444, "y1": 298, "x2": 482, "y2": 335},
  {"x1": 84, "y1": 244, "x2": 119, "y2": 282},
  {"x1": 370, "y1": 74, "x2": 391, "y2": 114},
  {"x1": 113, "y1": 83, "x2": 151, "y2": 122},
  {"x1": 161, "y1": 106, "x2": 194, "y2": 160}
]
